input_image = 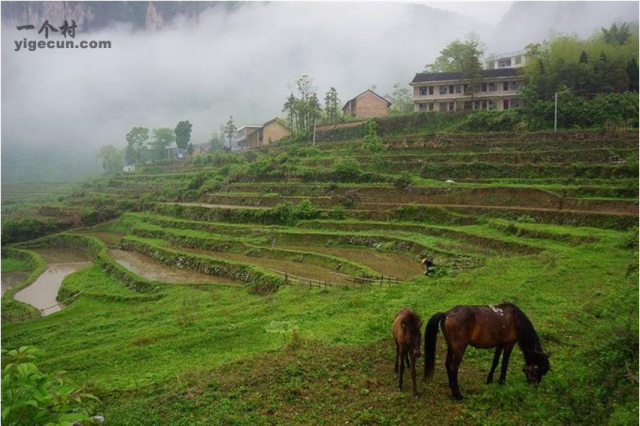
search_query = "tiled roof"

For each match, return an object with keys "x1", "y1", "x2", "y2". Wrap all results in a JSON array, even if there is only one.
[{"x1": 411, "y1": 68, "x2": 520, "y2": 83}]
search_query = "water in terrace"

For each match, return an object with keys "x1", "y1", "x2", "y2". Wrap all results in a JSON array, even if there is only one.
[
  {"x1": 1, "y1": 271, "x2": 29, "y2": 296},
  {"x1": 108, "y1": 249, "x2": 242, "y2": 285},
  {"x1": 14, "y1": 248, "x2": 91, "y2": 315}
]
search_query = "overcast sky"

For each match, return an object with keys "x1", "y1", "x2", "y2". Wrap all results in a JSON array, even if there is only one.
[{"x1": 1, "y1": 1, "x2": 636, "y2": 157}]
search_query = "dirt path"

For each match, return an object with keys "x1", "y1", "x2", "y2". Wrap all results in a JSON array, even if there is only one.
[{"x1": 108, "y1": 249, "x2": 242, "y2": 286}]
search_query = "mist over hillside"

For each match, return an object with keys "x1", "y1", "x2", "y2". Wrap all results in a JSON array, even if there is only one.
[{"x1": 1, "y1": 1, "x2": 637, "y2": 183}]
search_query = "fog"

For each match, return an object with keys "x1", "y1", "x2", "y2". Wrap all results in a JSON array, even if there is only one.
[{"x1": 1, "y1": 1, "x2": 637, "y2": 169}]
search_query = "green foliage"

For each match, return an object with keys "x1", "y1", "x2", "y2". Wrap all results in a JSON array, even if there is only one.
[
  {"x1": 125, "y1": 127, "x2": 149, "y2": 164},
  {"x1": 224, "y1": 116, "x2": 237, "y2": 150},
  {"x1": 361, "y1": 120, "x2": 386, "y2": 153},
  {"x1": 323, "y1": 87, "x2": 342, "y2": 124},
  {"x1": 283, "y1": 75, "x2": 322, "y2": 135},
  {"x1": 393, "y1": 171, "x2": 414, "y2": 190},
  {"x1": 97, "y1": 145, "x2": 124, "y2": 174},
  {"x1": 389, "y1": 83, "x2": 413, "y2": 114},
  {"x1": 1, "y1": 346, "x2": 97, "y2": 425},
  {"x1": 174, "y1": 121, "x2": 193, "y2": 150},
  {"x1": 331, "y1": 158, "x2": 362, "y2": 182},
  {"x1": 150, "y1": 128, "x2": 176, "y2": 161}
]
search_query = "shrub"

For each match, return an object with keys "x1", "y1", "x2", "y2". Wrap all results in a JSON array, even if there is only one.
[
  {"x1": 361, "y1": 120, "x2": 386, "y2": 152},
  {"x1": 394, "y1": 171, "x2": 414, "y2": 190},
  {"x1": 331, "y1": 158, "x2": 362, "y2": 182},
  {"x1": 1, "y1": 346, "x2": 98, "y2": 425}
]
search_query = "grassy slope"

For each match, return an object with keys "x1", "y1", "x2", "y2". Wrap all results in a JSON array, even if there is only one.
[{"x1": 2, "y1": 225, "x2": 637, "y2": 424}]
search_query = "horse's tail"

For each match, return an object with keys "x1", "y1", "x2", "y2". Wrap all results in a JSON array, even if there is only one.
[{"x1": 424, "y1": 312, "x2": 445, "y2": 380}]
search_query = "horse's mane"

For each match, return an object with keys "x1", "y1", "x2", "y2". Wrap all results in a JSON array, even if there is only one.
[{"x1": 510, "y1": 304, "x2": 544, "y2": 363}]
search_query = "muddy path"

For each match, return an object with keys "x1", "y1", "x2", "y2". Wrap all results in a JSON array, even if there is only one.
[
  {"x1": 279, "y1": 246, "x2": 424, "y2": 280},
  {"x1": 14, "y1": 262, "x2": 90, "y2": 315},
  {"x1": 108, "y1": 249, "x2": 242, "y2": 286}
]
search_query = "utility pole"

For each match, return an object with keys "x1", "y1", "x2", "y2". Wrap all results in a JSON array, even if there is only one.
[
  {"x1": 312, "y1": 117, "x2": 317, "y2": 146},
  {"x1": 554, "y1": 92, "x2": 558, "y2": 132}
]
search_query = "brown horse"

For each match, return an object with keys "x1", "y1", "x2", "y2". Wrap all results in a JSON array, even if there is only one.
[
  {"x1": 424, "y1": 303, "x2": 550, "y2": 400},
  {"x1": 392, "y1": 307, "x2": 422, "y2": 398}
]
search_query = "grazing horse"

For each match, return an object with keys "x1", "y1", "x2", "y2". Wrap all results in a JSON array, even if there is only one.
[
  {"x1": 392, "y1": 307, "x2": 422, "y2": 398},
  {"x1": 424, "y1": 303, "x2": 550, "y2": 400}
]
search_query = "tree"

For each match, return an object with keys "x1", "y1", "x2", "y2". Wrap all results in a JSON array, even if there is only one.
[
  {"x1": 125, "y1": 127, "x2": 149, "y2": 164},
  {"x1": 150, "y1": 127, "x2": 175, "y2": 161},
  {"x1": 425, "y1": 34, "x2": 484, "y2": 107},
  {"x1": 209, "y1": 132, "x2": 224, "y2": 152},
  {"x1": 389, "y1": 83, "x2": 413, "y2": 114},
  {"x1": 324, "y1": 87, "x2": 342, "y2": 124},
  {"x1": 627, "y1": 57, "x2": 639, "y2": 92},
  {"x1": 282, "y1": 75, "x2": 322, "y2": 135},
  {"x1": 579, "y1": 51, "x2": 589, "y2": 64},
  {"x1": 187, "y1": 143, "x2": 194, "y2": 156},
  {"x1": 224, "y1": 116, "x2": 237, "y2": 150},
  {"x1": 174, "y1": 121, "x2": 192, "y2": 151},
  {"x1": 97, "y1": 145, "x2": 124, "y2": 174},
  {"x1": 602, "y1": 22, "x2": 631, "y2": 45}
]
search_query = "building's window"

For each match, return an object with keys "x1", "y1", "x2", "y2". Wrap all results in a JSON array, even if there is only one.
[
  {"x1": 449, "y1": 85, "x2": 455, "y2": 93},
  {"x1": 511, "y1": 81, "x2": 520, "y2": 90},
  {"x1": 428, "y1": 103, "x2": 434, "y2": 111},
  {"x1": 464, "y1": 101, "x2": 472, "y2": 111},
  {"x1": 511, "y1": 99, "x2": 520, "y2": 108},
  {"x1": 515, "y1": 55, "x2": 522, "y2": 65},
  {"x1": 439, "y1": 86, "x2": 447, "y2": 95},
  {"x1": 474, "y1": 84, "x2": 481, "y2": 93},
  {"x1": 420, "y1": 87, "x2": 428, "y2": 96},
  {"x1": 464, "y1": 84, "x2": 469, "y2": 94},
  {"x1": 419, "y1": 103, "x2": 427, "y2": 111},
  {"x1": 456, "y1": 85, "x2": 463, "y2": 94},
  {"x1": 481, "y1": 83, "x2": 487, "y2": 92},
  {"x1": 429, "y1": 86, "x2": 434, "y2": 95},
  {"x1": 503, "y1": 99, "x2": 509, "y2": 110},
  {"x1": 489, "y1": 83, "x2": 497, "y2": 92},
  {"x1": 449, "y1": 102, "x2": 455, "y2": 111},
  {"x1": 474, "y1": 100, "x2": 481, "y2": 110},
  {"x1": 439, "y1": 102, "x2": 448, "y2": 111},
  {"x1": 481, "y1": 100, "x2": 487, "y2": 110},
  {"x1": 488, "y1": 100, "x2": 496, "y2": 110}
]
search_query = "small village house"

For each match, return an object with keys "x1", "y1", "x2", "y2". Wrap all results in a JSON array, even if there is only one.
[
  {"x1": 342, "y1": 90, "x2": 392, "y2": 119},
  {"x1": 410, "y1": 68, "x2": 526, "y2": 112},
  {"x1": 235, "y1": 125, "x2": 262, "y2": 149},
  {"x1": 246, "y1": 118, "x2": 291, "y2": 149}
]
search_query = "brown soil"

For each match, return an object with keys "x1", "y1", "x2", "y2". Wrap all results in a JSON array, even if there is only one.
[
  {"x1": 280, "y1": 246, "x2": 423, "y2": 280},
  {"x1": 108, "y1": 250, "x2": 241, "y2": 286},
  {"x1": 178, "y1": 247, "x2": 353, "y2": 284}
]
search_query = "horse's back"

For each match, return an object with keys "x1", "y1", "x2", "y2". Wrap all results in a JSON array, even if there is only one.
[{"x1": 444, "y1": 304, "x2": 519, "y2": 348}]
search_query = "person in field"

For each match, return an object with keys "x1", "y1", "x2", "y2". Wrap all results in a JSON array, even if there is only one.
[{"x1": 421, "y1": 257, "x2": 435, "y2": 276}]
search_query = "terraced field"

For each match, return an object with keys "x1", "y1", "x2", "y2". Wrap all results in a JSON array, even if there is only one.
[{"x1": 2, "y1": 130, "x2": 638, "y2": 424}]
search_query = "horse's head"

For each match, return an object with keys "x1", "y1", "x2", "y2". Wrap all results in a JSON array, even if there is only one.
[{"x1": 523, "y1": 353, "x2": 550, "y2": 384}]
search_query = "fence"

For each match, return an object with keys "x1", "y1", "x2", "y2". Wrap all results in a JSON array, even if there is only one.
[
  {"x1": 2, "y1": 291, "x2": 85, "y2": 322},
  {"x1": 271, "y1": 269, "x2": 401, "y2": 290}
]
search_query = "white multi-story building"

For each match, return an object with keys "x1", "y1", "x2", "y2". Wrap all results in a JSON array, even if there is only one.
[{"x1": 410, "y1": 68, "x2": 526, "y2": 112}]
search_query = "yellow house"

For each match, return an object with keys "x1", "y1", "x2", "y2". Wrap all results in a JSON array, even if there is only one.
[{"x1": 247, "y1": 118, "x2": 291, "y2": 148}]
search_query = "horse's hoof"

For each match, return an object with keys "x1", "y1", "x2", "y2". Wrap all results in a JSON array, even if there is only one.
[
  {"x1": 498, "y1": 380, "x2": 505, "y2": 386},
  {"x1": 486, "y1": 378, "x2": 493, "y2": 385},
  {"x1": 453, "y1": 393, "x2": 464, "y2": 401},
  {"x1": 413, "y1": 393, "x2": 419, "y2": 399},
  {"x1": 398, "y1": 387, "x2": 403, "y2": 392}
]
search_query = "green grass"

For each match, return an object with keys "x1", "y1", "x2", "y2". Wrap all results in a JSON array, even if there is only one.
[
  {"x1": 2, "y1": 221, "x2": 638, "y2": 423},
  {"x1": 1, "y1": 257, "x2": 33, "y2": 273},
  {"x1": 1, "y1": 129, "x2": 638, "y2": 424}
]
